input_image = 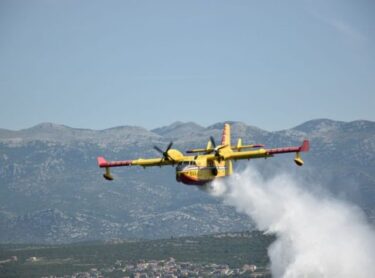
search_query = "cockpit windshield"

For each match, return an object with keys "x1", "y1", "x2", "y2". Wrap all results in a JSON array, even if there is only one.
[
  {"x1": 179, "y1": 161, "x2": 196, "y2": 166},
  {"x1": 177, "y1": 161, "x2": 196, "y2": 170}
]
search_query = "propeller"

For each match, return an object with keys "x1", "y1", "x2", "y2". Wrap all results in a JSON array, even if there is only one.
[
  {"x1": 210, "y1": 136, "x2": 217, "y2": 149},
  {"x1": 208, "y1": 136, "x2": 226, "y2": 161},
  {"x1": 154, "y1": 142, "x2": 174, "y2": 161}
]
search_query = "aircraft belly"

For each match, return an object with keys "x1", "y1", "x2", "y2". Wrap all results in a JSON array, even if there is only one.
[
  {"x1": 176, "y1": 167, "x2": 227, "y2": 186},
  {"x1": 178, "y1": 173, "x2": 212, "y2": 186}
]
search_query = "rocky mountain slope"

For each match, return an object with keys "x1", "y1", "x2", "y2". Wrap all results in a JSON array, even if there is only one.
[{"x1": 0, "y1": 119, "x2": 374, "y2": 243}]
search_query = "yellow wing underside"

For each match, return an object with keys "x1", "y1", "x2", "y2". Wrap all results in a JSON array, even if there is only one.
[{"x1": 130, "y1": 149, "x2": 270, "y2": 167}]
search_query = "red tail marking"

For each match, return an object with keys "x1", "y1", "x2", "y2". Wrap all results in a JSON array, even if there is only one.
[
  {"x1": 266, "y1": 140, "x2": 310, "y2": 155},
  {"x1": 97, "y1": 156, "x2": 132, "y2": 168},
  {"x1": 97, "y1": 156, "x2": 108, "y2": 167},
  {"x1": 299, "y1": 140, "x2": 310, "y2": 152}
]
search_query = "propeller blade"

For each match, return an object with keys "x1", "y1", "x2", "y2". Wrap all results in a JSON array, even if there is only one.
[
  {"x1": 153, "y1": 146, "x2": 164, "y2": 154},
  {"x1": 210, "y1": 136, "x2": 217, "y2": 148},
  {"x1": 154, "y1": 142, "x2": 175, "y2": 161},
  {"x1": 165, "y1": 142, "x2": 175, "y2": 161},
  {"x1": 166, "y1": 142, "x2": 173, "y2": 152}
]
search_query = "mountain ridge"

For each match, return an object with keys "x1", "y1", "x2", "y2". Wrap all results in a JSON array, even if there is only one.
[
  {"x1": 1, "y1": 118, "x2": 373, "y2": 138},
  {"x1": 0, "y1": 119, "x2": 374, "y2": 243}
]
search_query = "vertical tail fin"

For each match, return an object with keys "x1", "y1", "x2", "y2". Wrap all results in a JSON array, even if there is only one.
[{"x1": 221, "y1": 123, "x2": 231, "y2": 146}]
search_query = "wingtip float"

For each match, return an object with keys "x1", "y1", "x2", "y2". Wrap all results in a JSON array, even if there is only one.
[{"x1": 97, "y1": 123, "x2": 310, "y2": 186}]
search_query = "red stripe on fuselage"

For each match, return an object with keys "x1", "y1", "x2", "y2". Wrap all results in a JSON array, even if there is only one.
[{"x1": 178, "y1": 173, "x2": 212, "y2": 186}]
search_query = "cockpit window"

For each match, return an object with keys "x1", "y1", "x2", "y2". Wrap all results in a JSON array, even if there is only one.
[{"x1": 178, "y1": 161, "x2": 196, "y2": 166}]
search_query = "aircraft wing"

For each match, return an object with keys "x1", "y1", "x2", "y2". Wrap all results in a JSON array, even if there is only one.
[
  {"x1": 97, "y1": 154, "x2": 191, "y2": 180},
  {"x1": 97, "y1": 156, "x2": 176, "y2": 168},
  {"x1": 228, "y1": 140, "x2": 310, "y2": 162}
]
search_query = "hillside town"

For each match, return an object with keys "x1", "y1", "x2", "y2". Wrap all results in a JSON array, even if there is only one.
[{"x1": 38, "y1": 257, "x2": 269, "y2": 278}]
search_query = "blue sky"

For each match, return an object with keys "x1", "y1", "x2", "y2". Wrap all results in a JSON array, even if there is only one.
[{"x1": 0, "y1": 0, "x2": 374, "y2": 131}]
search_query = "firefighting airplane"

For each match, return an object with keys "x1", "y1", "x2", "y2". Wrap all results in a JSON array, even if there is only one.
[{"x1": 97, "y1": 123, "x2": 309, "y2": 186}]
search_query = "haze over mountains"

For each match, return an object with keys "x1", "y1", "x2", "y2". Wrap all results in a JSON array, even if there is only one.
[{"x1": 0, "y1": 119, "x2": 374, "y2": 243}]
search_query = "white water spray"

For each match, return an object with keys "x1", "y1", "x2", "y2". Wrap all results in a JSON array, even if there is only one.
[{"x1": 210, "y1": 167, "x2": 375, "y2": 278}]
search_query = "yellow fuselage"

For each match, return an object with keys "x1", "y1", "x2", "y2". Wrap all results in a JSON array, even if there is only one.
[{"x1": 175, "y1": 158, "x2": 233, "y2": 186}]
